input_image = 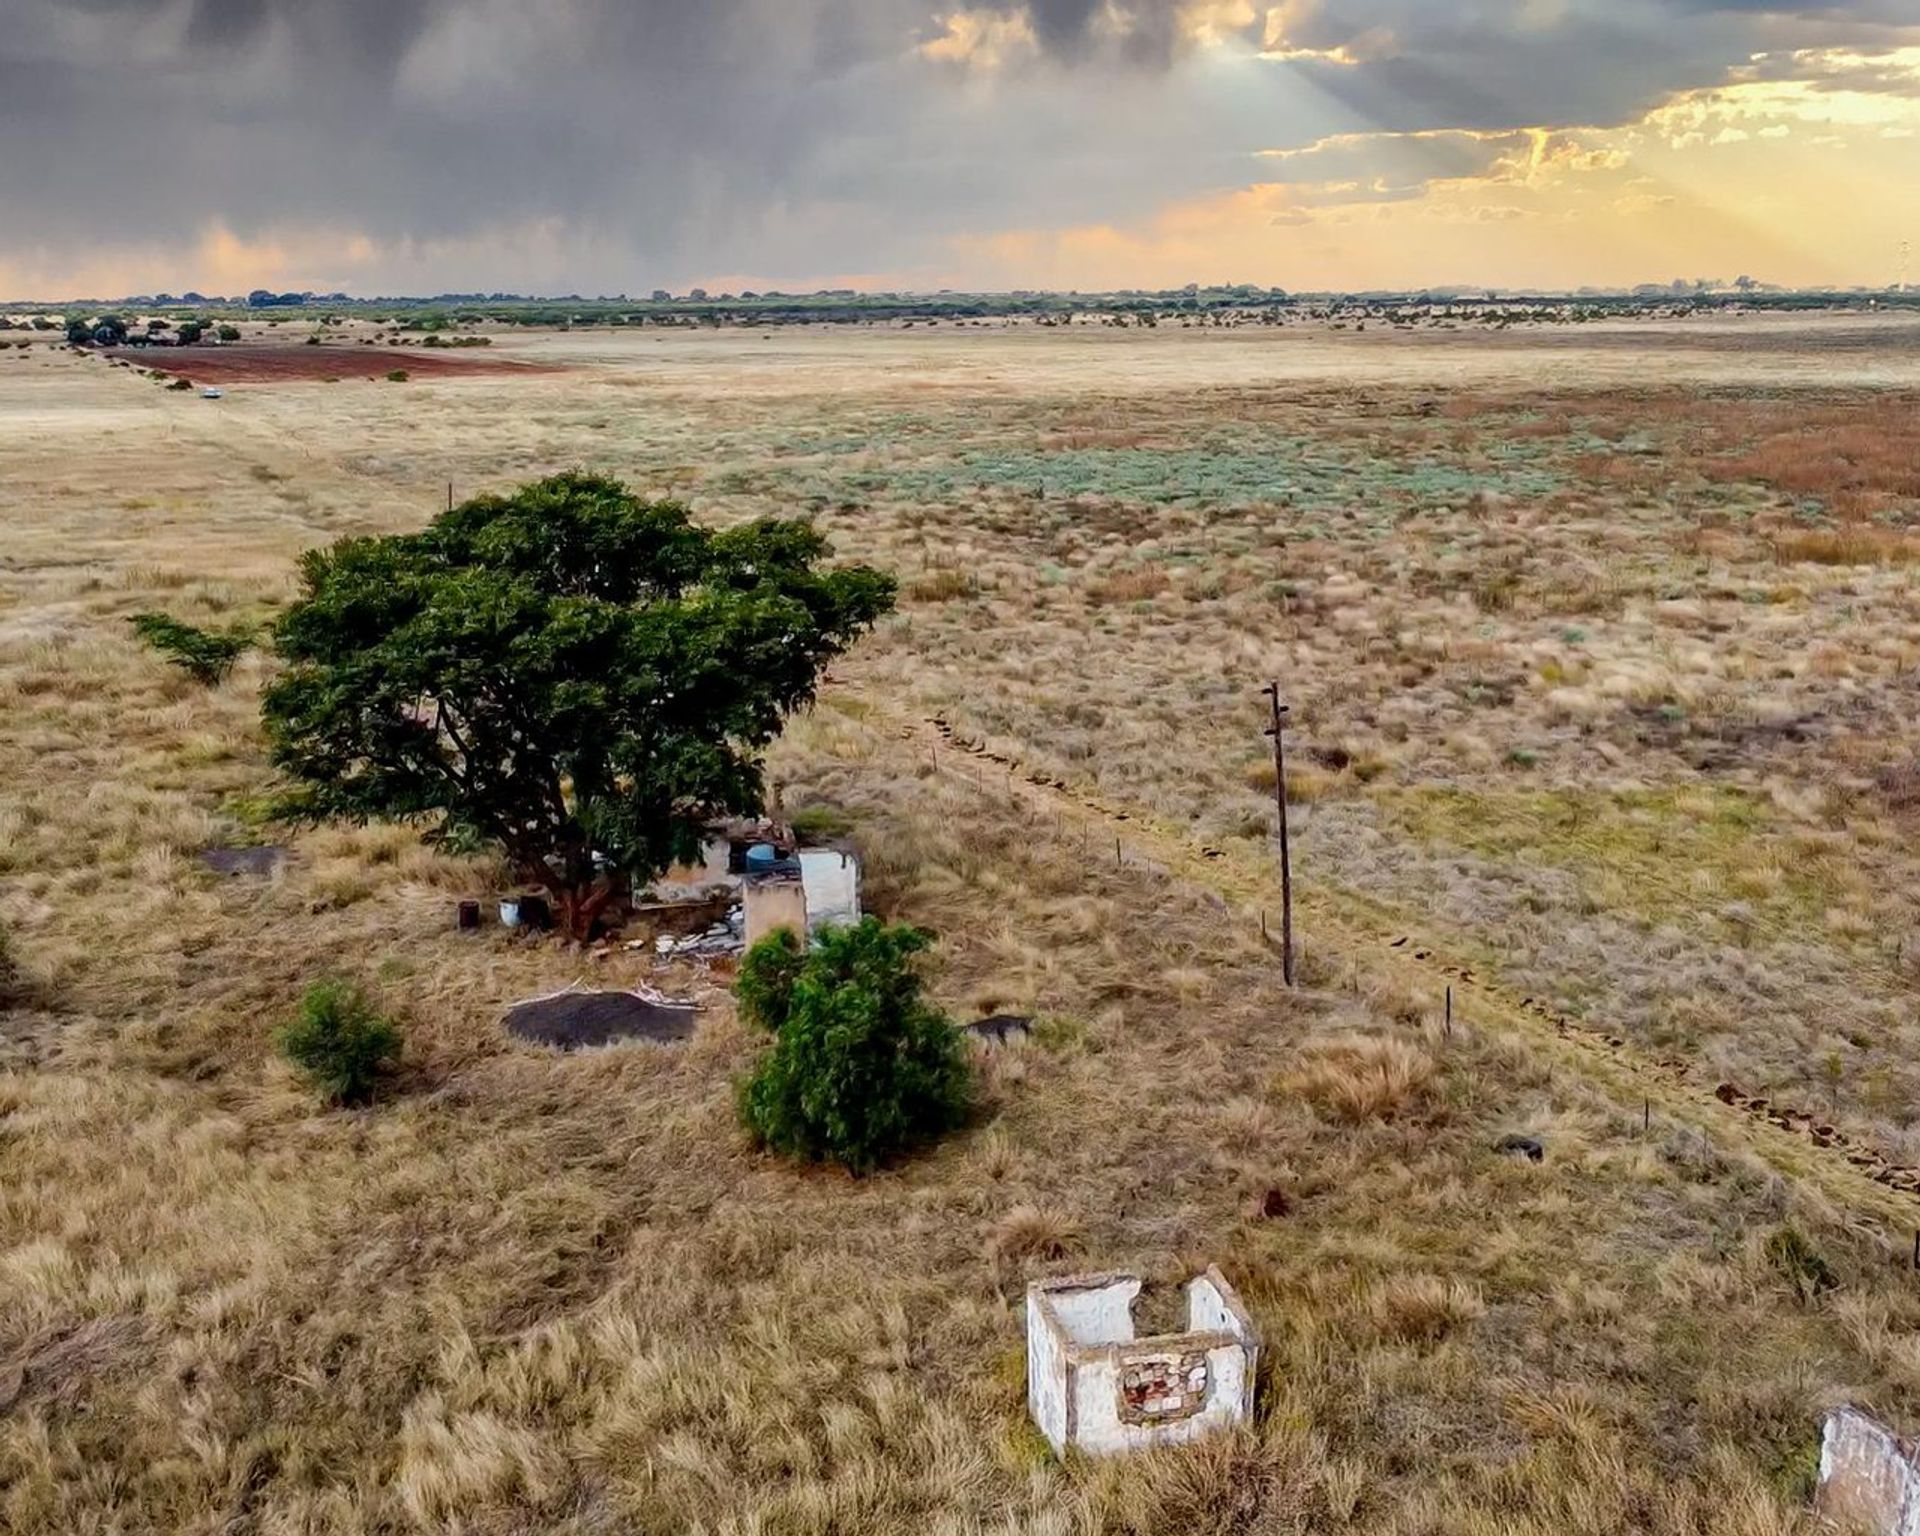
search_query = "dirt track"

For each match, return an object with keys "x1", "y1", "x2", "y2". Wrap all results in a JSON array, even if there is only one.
[{"x1": 873, "y1": 700, "x2": 1920, "y2": 1226}]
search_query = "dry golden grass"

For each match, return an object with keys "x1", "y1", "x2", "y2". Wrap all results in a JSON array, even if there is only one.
[
  {"x1": 1283, "y1": 1034, "x2": 1438, "y2": 1123},
  {"x1": 7, "y1": 320, "x2": 1920, "y2": 1531},
  {"x1": 1702, "y1": 397, "x2": 1920, "y2": 519},
  {"x1": 1768, "y1": 526, "x2": 1920, "y2": 567}
]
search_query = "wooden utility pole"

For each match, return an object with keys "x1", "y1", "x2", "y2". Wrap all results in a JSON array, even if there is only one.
[{"x1": 1262, "y1": 682, "x2": 1295, "y2": 986}]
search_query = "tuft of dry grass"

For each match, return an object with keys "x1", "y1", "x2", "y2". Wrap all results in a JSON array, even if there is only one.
[
  {"x1": 986, "y1": 1203, "x2": 1087, "y2": 1287},
  {"x1": 1367, "y1": 1273, "x2": 1488, "y2": 1342},
  {"x1": 905, "y1": 566, "x2": 982, "y2": 602},
  {"x1": 1085, "y1": 564, "x2": 1170, "y2": 606},
  {"x1": 1769, "y1": 525, "x2": 1920, "y2": 567},
  {"x1": 1282, "y1": 1034, "x2": 1438, "y2": 1122}
]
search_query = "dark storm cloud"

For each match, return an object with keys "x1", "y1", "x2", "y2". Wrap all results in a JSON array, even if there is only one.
[
  {"x1": 180, "y1": 0, "x2": 285, "y2": 49},
  {"x1": 0, "y1": 0, "x2": 1912, "y2": 295}
]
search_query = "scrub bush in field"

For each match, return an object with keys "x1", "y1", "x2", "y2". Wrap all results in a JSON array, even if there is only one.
[
  {"x1": 737, "y1": 918, "x2": 971, "y2": 1173},
  {"x1": 0, "y1": 923, "x2": 21, "y2": 1005},
  {"x1": 275, "y1": 979, "x2": 402, "y2": 1106},
  {"x1": 130, "y1": 612, "x2": 252, "y2": 684}
]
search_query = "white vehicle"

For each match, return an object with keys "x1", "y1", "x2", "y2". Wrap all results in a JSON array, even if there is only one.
[{"x1": 200, "y1": 387, "x2": 224, "y2": 400}]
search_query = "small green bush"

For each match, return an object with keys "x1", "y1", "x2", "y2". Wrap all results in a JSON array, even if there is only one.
[
  {"x1": 129, "y1": 612, "x2": 252, "y2": 684},
  {"x1": 788, "y1": 804, "x2": 854, "y2": 843},
  {"x1": 275, "y1": 979, "x2": 402, "y2": 1106},
  {"x1": 0, "y1": 922, "x2": 22, "y2": 1006},
  {"x1": 736, "y1": 918, "x2": 972, "y2": 1174},
  {"x1": 386, "y1": 369, "x2": 409, "y2": 382},
  {"x1": 736, "y1": 923, "x2": 807, "y2": 1031},
  {"x1": 1765, "y1": 1224, "x2": 1837, "y2": 1302}
]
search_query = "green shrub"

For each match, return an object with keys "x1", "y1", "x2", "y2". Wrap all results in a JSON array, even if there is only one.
[
  {"x1": 216, "y1": 324, "x2": 242, "y2": 342},
  {"x1": 1764, "y1": 1224, "x2": 1837, "y2": 1302},
  {"x1": 736, "y1": 923, "x2": 807, "y2": 1031},
  {"x1": 275, "y1": 979, "x2": 402, "y2": 1106},
  {"x1": 736, "y1": 918, "x2": 972, "y2": 1173},
  {"x1": 788, "y1": 804, "x2": 854, "y2": 843},
  {"x1": 0, "y1": 923, "x2": 22, "y2": 1006},
  {"x1": 129, "y1": 612, "x2": 252, "y2": 684},
  {"x1": 386, "y1": 369, "x2": 409, "y2": 382}
]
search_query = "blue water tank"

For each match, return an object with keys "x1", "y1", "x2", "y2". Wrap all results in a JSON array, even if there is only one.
[{"x1": 744, "y1": 843, "x2": 781, "y2": 874}]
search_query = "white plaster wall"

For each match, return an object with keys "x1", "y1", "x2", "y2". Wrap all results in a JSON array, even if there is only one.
[
  {"x1": 1188, "y1": 1274, "x2": 1241, "y2": 1338},
  {"x1": 1027, "y1": 1300, "x2": 1070, "y2": 1455},
  {"x1": 1047, "y1": 1279, "x2": 1139, "y2": 1346},
  {"x1": 798, "y1": 849, "x2": 860, "y2": 931},
  {"x1": 1069, "y1": 1343, "x2": 1251, "y2": 1457}
]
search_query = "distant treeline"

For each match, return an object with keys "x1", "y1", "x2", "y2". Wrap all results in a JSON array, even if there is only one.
[{"x1": 6, "y1": 284, "x2": 1919, "y2": 332}]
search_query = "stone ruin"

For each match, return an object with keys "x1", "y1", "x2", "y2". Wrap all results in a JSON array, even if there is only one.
[{"x1": 1026, "y1": 1267, "x2": 1258, "y2": 1458}]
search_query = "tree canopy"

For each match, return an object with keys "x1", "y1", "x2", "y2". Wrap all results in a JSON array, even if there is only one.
[{"x1": 262, "y1": 472, "x2": 895, "y2": 936}]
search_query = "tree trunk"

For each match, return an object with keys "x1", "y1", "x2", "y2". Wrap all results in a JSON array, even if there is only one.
[{"x1": 553, "y1": 878, "x2": 618, "y2": 943}]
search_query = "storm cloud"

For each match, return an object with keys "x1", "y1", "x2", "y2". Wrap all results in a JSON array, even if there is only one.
[{"x1": 1, "y1": 0, "x2": 1914, "y2": 295}]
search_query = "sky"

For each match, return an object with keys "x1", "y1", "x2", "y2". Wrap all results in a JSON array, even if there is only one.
[{"x1": 2, "y1": 0, "x2": 1917, "y2": 299}]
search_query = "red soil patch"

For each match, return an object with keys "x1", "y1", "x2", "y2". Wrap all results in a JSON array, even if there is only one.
[{"x1": 105, "y1": 344, "x2": 554, "y2": 385}]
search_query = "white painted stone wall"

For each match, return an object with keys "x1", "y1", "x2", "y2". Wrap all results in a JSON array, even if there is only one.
[
  {"x1": 1819, "y1": 1406, "x2": 1920, "y2": 1536},
  {"x1": 798, "y1": 849, "x2": 860, "y2": 931},
  {"x1": 1027, "y1": 1268, "x2": 1259, "y2": 1458}
]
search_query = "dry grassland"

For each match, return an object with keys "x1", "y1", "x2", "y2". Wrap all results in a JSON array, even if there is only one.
[{"x1": 6, "y1": 316, "x2": 1920, "y2": 1533}]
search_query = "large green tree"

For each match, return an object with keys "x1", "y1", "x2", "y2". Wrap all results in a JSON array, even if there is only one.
[{"x1": 262, "y1": 472, "x2": 894, "y2": 938}]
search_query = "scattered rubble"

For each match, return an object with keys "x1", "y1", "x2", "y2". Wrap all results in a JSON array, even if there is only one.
[
  {"x1": 199, "y1": 845, "x2": 287, "y2": 879},
  {"x1": 1495, "y1": 1134, "x2": 1546, "y2": 1163},
  {"x1": 647, "y1": 906, "x2": 746, "y2": 958},
  {"x1": 965, "y1": 1013, "x2": 1032, "y2": 1044}
]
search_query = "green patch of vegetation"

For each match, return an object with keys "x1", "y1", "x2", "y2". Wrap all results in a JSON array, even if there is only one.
[
  {"x1": 0, "y1": 921, "x2": 22, "y2": 1005},
  {"x1": 700, "y1": 419, "x2": 1566, "y2": 521},
  {"x1": 1373, "y1": 785, "x2": 1851, "y2": 941},
  {"x1": 736, "y1": 920, "x2": 973, "y2": 1173},
  {"x1": 1764, "y1": 1225, "x2": 1838, "y2": 1302},
  {"x1": 1029, "y1": 1013, "x2": 1091, "y2": 1055},
  {"x1": 789, "y1": 804, "x2": 854, "y2": 843},
  {"x1": 275, "y1": 979, "x2": 402, "y2": 1107},
  {"x1": 129, "y1": 612, "x2": 253, "y2": 685},
  {"x1": 878, "y1": 441, "x2": 1562, "y2": 514},
  {"x1": 218, "y1": 791, "x2": 286, "y2": 833}
]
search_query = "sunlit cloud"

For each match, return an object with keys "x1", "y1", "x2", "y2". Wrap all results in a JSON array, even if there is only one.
[
  {"x1": 920, "y1": 8, "x2": 1039, "y2": 69},
  {"x1": 1257, "y1": 0, "x2": 1393, "y2": 64}
]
